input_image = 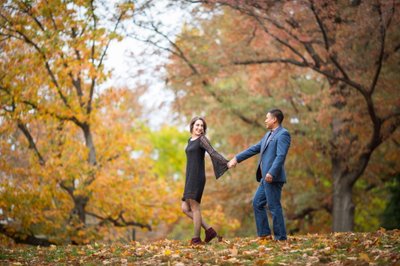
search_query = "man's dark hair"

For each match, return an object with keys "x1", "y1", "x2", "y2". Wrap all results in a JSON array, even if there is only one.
[{"x1": 268, "y1": 108, "x2": 284, "y2": 124}]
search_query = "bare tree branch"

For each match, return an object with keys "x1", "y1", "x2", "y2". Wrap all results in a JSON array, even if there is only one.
[
  {"x1": 369, "y1": 2, "x2": 387, "y2": 96},
  {"x1": 17, "y1": 122, "x2": 45, "y2": 166},
  {"x1": 308, "y1": 0, "x2": 329, "y2": 50},
  {"x1": 44, "y1": 0, "x2": 59, "y2": 31},
  {"x1": 259, "y1": 9, "x2": 325, "y2": 68},
  {"x1": 132, "y1": 20, "x2": 264, "y2": 128},
  {"x1": 88, "y1": 0, "x2": 98, "y2": 116},
  {"x1": 309, "y1": 0, "x2": 350, "y2": 80},
  {"x1": 251, "y1": 12, "x2": 307, "y2": 64},
  {"x1": 86, "y1": 211, "x2": 152, "y2": 231},
  {"x1": 234, "y1": 58, "x2": 307, "y2": 67},
  {"x1": 20, "y1": 2, "x2": 45, "y2": 32},
  {"x1": 86, "y1": 2, "x2": 128, "y2": 115}
]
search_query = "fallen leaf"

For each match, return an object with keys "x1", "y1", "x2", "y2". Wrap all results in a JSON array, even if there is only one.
[
  {"x1": 164, "y1": 249, "x2": 172, "y2": 256},
  {"x1": 359, "y1": 253, "x2": 370, "y2": 262},
  {"x1": 230, "y1": 247, "x2": 238, "y2": 256}
]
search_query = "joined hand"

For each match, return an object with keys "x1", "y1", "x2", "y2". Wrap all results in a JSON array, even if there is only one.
[{"x1": 227, "y1": 157, "x2": 238, "y2": 169}]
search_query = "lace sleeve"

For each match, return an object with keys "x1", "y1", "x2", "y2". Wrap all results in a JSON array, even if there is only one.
[{"x1": 200, "y1": 135, "x2": 229, "y2": 179}]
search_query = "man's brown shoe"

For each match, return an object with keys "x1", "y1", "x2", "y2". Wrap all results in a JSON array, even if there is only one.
[
  {"x1": 259, "y1": 235, "x2": 273, "y2": 240},
  {"x1": 250, "y1": 235, "x2": 273, "y2": 243}
]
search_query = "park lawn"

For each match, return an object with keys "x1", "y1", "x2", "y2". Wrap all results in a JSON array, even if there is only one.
[{"x1": 0, "y1": 229, "x2": 399, "y2": 265}]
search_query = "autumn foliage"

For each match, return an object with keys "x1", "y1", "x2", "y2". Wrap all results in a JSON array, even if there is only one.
[
  {"x1": 0, "y1": 0, "x2": 399, "y2": 247},
  {"x1": 1, "y1": 230, "x2": 399, "y2": 265},
  {"x1": 0, "y1": 0, "x2": 184, "y2": 245},
  {"x1": 165, "y1": 0, "x2": 400, "y2": 233}
]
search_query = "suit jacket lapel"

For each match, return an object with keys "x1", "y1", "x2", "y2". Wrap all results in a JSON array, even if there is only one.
[
  {"x1": 260, "y1": 131, "x2": 272, "y2": 155},
  {"x1": 261, "y1": 127, "x2": 283, "y2": 155}
]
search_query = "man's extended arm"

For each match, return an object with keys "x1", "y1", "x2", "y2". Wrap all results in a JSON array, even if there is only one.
[{"x1": 228, "y1": 139, "x2": 263, "y2": 168}]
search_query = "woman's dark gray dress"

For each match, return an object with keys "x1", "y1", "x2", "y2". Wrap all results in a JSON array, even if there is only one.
[{"x1": 182, "y1": 135, "x2": 229, "y2": 203}]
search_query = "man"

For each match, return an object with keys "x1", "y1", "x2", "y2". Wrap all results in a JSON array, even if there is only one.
[{"x1": 228, "y1": 108, "x2": 291, "y2": 241}]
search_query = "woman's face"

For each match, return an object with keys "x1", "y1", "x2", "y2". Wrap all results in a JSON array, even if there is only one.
[{"x1": 192, "y1": 119, "x2": 204, "y2": 136}]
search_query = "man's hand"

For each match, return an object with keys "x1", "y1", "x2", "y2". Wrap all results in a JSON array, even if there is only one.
[
  {"x1": 227, "y1": 157, "x2": 238, "y2": 169},
  {"x1": 265, "y1": 173, "x2": 273, "y2": 183}
]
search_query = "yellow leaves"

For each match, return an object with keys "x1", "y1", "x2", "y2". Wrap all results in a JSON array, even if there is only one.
[
  {"x1": 0, "y1": 0, "x2": 133, "y2": 125},
  {"x1": 163, "y1": 249, "x2": 172, "y2": 256}
]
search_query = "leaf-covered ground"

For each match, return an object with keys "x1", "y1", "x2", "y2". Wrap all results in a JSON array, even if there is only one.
[{"x1": 1, "y1": 230, "x2": 399, "y2": 265}]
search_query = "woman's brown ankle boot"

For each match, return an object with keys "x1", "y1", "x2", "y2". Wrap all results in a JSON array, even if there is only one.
[
  {"x1": 190, "y1": 237, "x2": 203, "y2": 245},
  {"x1": 204, "y1": 227, "x2": 217, "y2": 243}
]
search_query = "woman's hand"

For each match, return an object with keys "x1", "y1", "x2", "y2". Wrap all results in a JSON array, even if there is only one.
[{"x1": 227, "y1": 157, "x2": 237, "y2": 168}]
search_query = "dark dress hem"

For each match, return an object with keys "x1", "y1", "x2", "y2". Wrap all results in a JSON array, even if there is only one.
[{"x1": 181, "y1": 196, "x2": 201, "y2": 203}]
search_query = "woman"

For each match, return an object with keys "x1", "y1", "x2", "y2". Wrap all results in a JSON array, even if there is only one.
[{"x1": 182, "y1": 116, "x2": 229, "y2": 245}]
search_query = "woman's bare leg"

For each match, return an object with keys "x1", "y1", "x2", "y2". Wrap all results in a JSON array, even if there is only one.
[
  {"x1": 181, "y1": 201, "x2": 210, "y2": 230},
  {"x1": 186, "y1": 199, "x2": 204, "y2": 238}
]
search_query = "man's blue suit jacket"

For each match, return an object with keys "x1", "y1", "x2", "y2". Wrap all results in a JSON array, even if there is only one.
[{"x1": 235, "y1": 126, "x2": 291, "y2": 183}]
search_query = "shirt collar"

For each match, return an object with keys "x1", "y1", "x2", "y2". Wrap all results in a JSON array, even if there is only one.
[{"x1": 271, "y1": 125, "x2": 281, "y2": 133}]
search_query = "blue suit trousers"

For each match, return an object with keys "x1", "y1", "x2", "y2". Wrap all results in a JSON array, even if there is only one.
[{"x1": 253, "y1": 179, "x2": 287, "y2": 240}]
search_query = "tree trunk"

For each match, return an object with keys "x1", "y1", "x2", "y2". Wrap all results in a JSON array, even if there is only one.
[
  {"x1": 332, "y1": 166, "x2": 355, "y2": 231},
  {"x1": 73, "y1": 195, "x2": 89, "y2": 224},
  {"x1": 132, "y1": 228, "x2": 136, "y2": 241},
  {"x1": 82, "y1": 122, "x2": 96, "y2": 166},
  {"x1": 0, "y1": 225, "x2": 54, "y2": 246}
]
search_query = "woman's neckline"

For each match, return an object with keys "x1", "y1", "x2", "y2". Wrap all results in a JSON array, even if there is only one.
[{"x1": 190, "y1": 136, "x2": 201, "y2": 141}]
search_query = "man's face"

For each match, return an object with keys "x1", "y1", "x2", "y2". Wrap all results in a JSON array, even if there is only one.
[{"x1": 264, "y1": 113, "x2": 276, "y2": 130}]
